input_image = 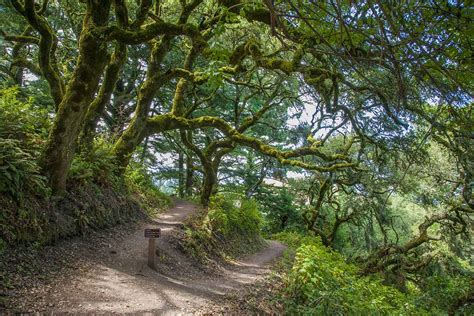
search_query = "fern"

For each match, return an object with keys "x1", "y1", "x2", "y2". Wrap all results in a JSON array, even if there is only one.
[{"x1": 0, "y1": 138, "x2": 49, "y2": 202}]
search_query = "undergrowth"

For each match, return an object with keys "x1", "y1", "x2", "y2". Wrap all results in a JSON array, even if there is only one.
[
  {"x1": 271, "y1": 231, "x2": 473, "y2": 315},
  {"x1": 0, "y1": 87, "x2": 50, "y2": 204},
  {"x1": 0, "y1": 87, "x2": 170, "y2": 250},
  {"x1": 124, "y1": 162, "x2": 171, "y2": 216},
  {"x1": 182, "y1": 193, "x2": 265, "y2": 264}
]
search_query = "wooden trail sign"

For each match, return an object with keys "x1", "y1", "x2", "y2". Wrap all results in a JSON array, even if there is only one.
[
  {"x1": 145, "y1": 228, "x2": 161, "y2": 270},
  {"x1": 144, "y1": 228, "x2": 161, "y2": 238}
]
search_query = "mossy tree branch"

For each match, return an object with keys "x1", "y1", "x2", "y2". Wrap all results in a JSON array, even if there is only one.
[
  {"x1": 7, "y1": 25, "x2": 34, "y2": 86},
  {"x1": 1, "y1": 32, "x2": 39, "y2": 45},
  {"x1": 11, "y1": 58, "x2": 41, "y2": 76},
  {"x1": 10, "y1": 0, "x2": 65, "y2": 109},
  {"x1": 130, "y1": 0, "x2": 152, "y2": 28},
  {"x1": 112, "y1": 1, "x2": 205, "y2": 169},
  {"x1": 362, "y1": 203, "x2": 471, "y2": 275},
  {"x1": 177, "y1": 85, "x2": 283, "y2": 206},
  {"x1": 39, "y1": 0, "x2": 114, "y2": 194},
  {"x1": 146, "y1": 113, "x2": 356, "y2": 173},
  {"x1": 80, "y1": 0, "x2": 130, "y2": 147},
  {"x1": 95, "y1": 21, "x2": 206, "y2": 47}
]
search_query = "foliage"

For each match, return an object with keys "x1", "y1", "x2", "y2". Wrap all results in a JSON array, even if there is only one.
[
  {"x1": 207, "y1": 194, "x2": 264, "y2": 238},
  {"x1": 0, "y1": 139, "x2": 49, "y2": 202},
  {"x1": 416, "y1": 274, "x2": 473, "y2": 314},
  {"x1": 287, "y1": 240, "x2": 425, "y2": 315},
  {"x1": 69, "y1": 139, "x2": 118, "y2": 186},
  {"x1": 273, "y1": 231, "x2": 474, "y2": 315},
  {"x1": 124, "y1": 162, "x2": 171, "y2": 216},
  {"x1": 0, "y1": 1, "x2": 472, "y2": 312},
  {"x1": 183, "y1": 194, "x2": 265, "y2": 262},
  {"x1": 0, "y1": 87, "x2": 50, "y2": 202},
  {"x1": 0, "y1": 87, "x2": 50, "y2": 143},
  {"x1": 272, "y1": 230, "x2": 320, "y2": 250},
  {"x1": 256, "y1": 185, "x2": 304, "y2": 233}
]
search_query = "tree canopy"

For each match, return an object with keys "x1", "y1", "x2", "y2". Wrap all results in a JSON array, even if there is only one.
[{"x1": 0, "y1": 0, "x2": 472, "y2": 312}]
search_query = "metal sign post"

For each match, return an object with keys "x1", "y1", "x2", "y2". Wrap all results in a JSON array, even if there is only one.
[{"x1": 144, "y1": 228, "x2": 161, "y2": 270}]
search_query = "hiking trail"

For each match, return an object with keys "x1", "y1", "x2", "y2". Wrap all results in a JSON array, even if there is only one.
[{"x1": 7, "y1": 200, "x2": 285, "y2": 314}]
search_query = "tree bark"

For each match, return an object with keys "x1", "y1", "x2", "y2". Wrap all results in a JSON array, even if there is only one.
[
  {"x1": 178, "y1": 152, "x2": 185, "y2": 198},
  {"x1": 112, "y1": 38, "x2": 172, "y2": 170},
  {"x1": 40, "y1": 1, "x2": 112, "y2": 194},
  {"x1": 80, "y1": 41, "x2": 127, "y2": 148},
  {"x1": 185, "y1": 154, "x2": 194, "y2": 196},
  {"x1": 200, "y1": 165, "x2": 217, "y2": 207}
]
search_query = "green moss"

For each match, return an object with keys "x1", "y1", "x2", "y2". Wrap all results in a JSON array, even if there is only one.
[{"x1": 260, "y1": 58, "x2": 294, "y2": 74}]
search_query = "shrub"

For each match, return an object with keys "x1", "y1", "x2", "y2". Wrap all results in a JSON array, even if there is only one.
[
  {"x1": 0, "y1": 87, "x2": 50, "y2": 202},
  {"x1": 208, "y1": 194, "x2": 264, "y2": 238},
  {"x1": 0, "y1": 139, "x2": 49, "y2": 202},
  {"x1": 69, "y1": 138, "x2": 118, "y2": 186},
  {"x1": 288, "y1": 241, "x2": 424, "y2": 315},
  {"x1": 273, "y1": 231, "x2": 427, "y2": 315},
  {"x1": 416, "y1": 274, "x2": 473, "y2": 314},
  {"x1": 0, "y1": 86, "x2": 50, "y2": 145},
  {"x1": 182, "y1": 194, "x2": 265, "y2": 262},
  {"x1": 272, "y1": 230, "x2": 320, "y2": 250},
  {"x1": 124, "y1": 162, "x2": 171, "y2": 215}
]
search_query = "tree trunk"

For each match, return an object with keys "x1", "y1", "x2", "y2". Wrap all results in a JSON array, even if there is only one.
[
  {"x1": 80, "y1": 42, "x2": 127, "y2": 148},
  {"x1": 185, "y1": 154, "x2": 194, "y2": 196},
  {"x1": 178, "y1": 152, "x2": 184, "y2": 198},
  {"x1": 112, "y1": 38, "x2": 171, "y2": 171},
  {"x1": 40, "y1": 2, "x2": 112, "y2": 194},
  {"x1": 200, "y1": 166, "x2": 217, "y2": 207}
]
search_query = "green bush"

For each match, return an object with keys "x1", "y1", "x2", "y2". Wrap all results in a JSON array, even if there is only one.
[
  {"x1": 208, "y1": 194, "x2": 263, "y2": 238},
  {"x1": 124, "y1": 162, "x2": 171, "y2": 215},
  {"x1": 0, "y1": 139, "x2": 49, "y2": 202},
  {"x1": 69, "y1": 138, "x2": 118, "y2": 186},
  {"x1": 0, "y1": 87, "x2": 50, "y2": 145},
  {"x1": 416, "y1": 274, "x2": 473, "y2": 314},
  {"x1": 0, "y1": 87, "x2": 50, "y2": 202},
  {"x1": 183, "y1": 194, "x2": 265, "y2": 262},
  {"x1": 272, "y1": 230, "x2": 320, "y2": 250},
  {"x1": 273, "y1": 232, "x2": 428, "y2": 315},
  {"x1": 289, "y1": 242, "x2": 424, "y2": 315}
]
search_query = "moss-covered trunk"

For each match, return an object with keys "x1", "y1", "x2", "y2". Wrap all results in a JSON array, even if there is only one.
[
  {"x1": 40, "y1": 2, "x2": 112, "y2": 194},
  {"x1": 185, "y1": 154, "x2": 194, "y2": 196},
  {"x1": 80, "y1": 42, "x2": 127, "y2": 149},
  {"x1": 112, "y1": 38, "x2": 171, "y2": 171},
  {"x1": 178, "y1": 152, "x2": 185, "y2": 198},
  {"x1": 200, "y1": 165, "x2": 217, "y2": 207}
]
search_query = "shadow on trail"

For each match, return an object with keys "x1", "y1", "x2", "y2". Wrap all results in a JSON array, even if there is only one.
[{"x1": 20, "y1": 200, "x2": 286, "y2": 314}]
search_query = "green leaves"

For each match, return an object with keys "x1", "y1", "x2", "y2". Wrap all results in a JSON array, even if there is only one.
[
  {"x1": 208, "y1": 193, "x2": 264, "y2": 237},
  {"x1": 0, "y1": 139, "x2": 49, "y2": 202},
  {"x1": 277, "y1": 232, "x2": 425, "y2": 315},
  {"x1": 0, "y1": 87, "x2": 50, "y2": 202},
  {"x1": 0, "y1": 87, "x2": 49, "y2": 141}
]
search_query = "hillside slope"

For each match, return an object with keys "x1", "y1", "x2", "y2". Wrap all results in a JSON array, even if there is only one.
[{"x1": 3, "y1": 200, "x2": 285, "y2": 314}]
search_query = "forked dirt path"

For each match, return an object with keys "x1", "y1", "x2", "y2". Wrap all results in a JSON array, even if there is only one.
[{"x1": 12, "y1": 200, "x2": 285, "y2": 314}]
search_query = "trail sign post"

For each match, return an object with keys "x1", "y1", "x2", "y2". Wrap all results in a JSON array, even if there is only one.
[{"x1": 144, "y1": 228, "x2": 161, "y2": 270}]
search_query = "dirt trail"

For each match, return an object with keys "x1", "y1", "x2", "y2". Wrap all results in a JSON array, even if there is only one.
[{"x1": 10, "y1": 200, "x2": 285, "y2": 314}]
